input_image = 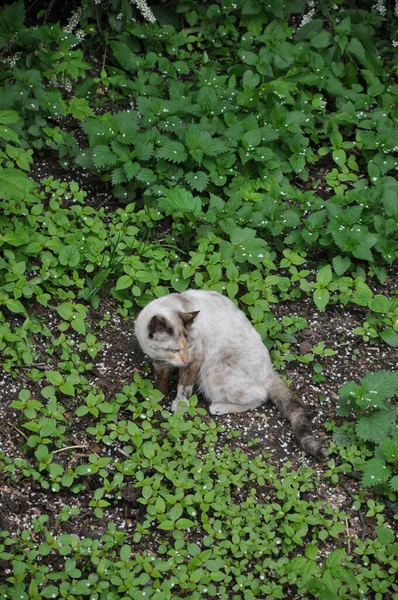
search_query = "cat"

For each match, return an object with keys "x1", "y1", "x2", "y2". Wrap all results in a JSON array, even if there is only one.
[{"x1": 135, "y1": 289, "x2": 327, "y2": 459}]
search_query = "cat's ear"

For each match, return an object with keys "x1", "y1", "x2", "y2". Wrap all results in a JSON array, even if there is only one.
[
  {"x1": 179, "y1": 311, "x2": 200, "y2": 328},
  {"x1": 148, "y1": 315, "x2": 172, "y2": 338}
]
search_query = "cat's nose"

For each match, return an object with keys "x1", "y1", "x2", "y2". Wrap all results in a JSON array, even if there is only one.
[{"x1": 180, "y1": 350, "x2": 190, "y2": 363}]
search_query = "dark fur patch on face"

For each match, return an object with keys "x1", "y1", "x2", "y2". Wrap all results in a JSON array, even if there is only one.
[
  {"x1": 179, "y1": 311, "x2": 199, "y2": 328},
  {"x1": 148, "y1": 315, "x2": 174, "y2": 338}
]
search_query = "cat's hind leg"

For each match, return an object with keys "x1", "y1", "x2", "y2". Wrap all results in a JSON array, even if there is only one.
[{"x1": 208, "y1": 385, "x2": 264, "y2": 415}]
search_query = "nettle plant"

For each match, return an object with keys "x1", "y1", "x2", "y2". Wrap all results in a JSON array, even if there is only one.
[
  {"x1": 72, "y1": 2, "x2": 398, "y2": 265},
  {"x1": 334, "y1": 370, "x2": 398, "y2": 494}
]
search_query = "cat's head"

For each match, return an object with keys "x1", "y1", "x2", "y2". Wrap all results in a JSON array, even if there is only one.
[{"x1": 146, "y1": 311, "x2": 199, "y2": 366}]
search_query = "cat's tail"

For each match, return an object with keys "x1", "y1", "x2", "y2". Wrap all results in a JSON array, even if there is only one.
[{"x1": 267, "y1": 376, "x2": 327, "y2": 460}]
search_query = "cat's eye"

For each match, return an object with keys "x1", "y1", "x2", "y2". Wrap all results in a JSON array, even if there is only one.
[{"x1": 167, "y1": 348, "x2": 180, "y2": 353}]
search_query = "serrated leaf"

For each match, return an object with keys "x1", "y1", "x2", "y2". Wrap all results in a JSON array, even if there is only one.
[
  {"x1": 389, "y1": 475, "x2": 398, "y2": 492},
  {"x1": 355, "y1": 411, "x2": 392, "y2": 443},
  {"x1": 184, "y1": 171, "x2": 209, "y2": 192},
  {"x1": 383, "y1": 438, "x2": 398, "y2": 463},
  {"x1": 92, "y1": 145, "x2": 118, "y2": 169},
  {"x1": 332, "y1": 255, "x2": 351, "y2": 276},
  {"x1": 111, "y1": 167, "x2": 126, "y2": 185},
  {"x1": 123, "y1": 161, "x2": 140, "y2": 180},
  {"x1": 362, "y1": 458, "x2": 391, "y2": 487},
  {"x1": 332, "y1": 428, "x2": 355, "y2": 447},
  {"x1": 69, "y1": 97, "x2": 94, "y2": 120},
  {"x1": 158, "y1": 188, "x2": 202, "y2": 216},
  {"x1": 361, "y1": 370, "x2": 398, "y2": 401},
  {"x1": 242, "y1": 129, "x2": 262, "y2": 149},
  {"x1": 200, "y1": 134, "x2": 228, "y2": 157},
  {"x1": 156, "y1": 140, "x2": 187, "y2": 163}
]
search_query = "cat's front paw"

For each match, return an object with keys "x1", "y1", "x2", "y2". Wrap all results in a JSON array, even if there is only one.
[{"x1": 171, "y1": 398, "x2": 189, "y2": 412}]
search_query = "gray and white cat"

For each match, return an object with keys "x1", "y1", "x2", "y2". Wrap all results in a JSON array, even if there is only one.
[{"x1": 135, "y1": 289, "x2": 327, "y2": 459}]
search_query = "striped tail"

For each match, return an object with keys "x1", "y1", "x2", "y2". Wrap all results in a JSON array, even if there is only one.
[{"x1": 268, "y1": 376, "x2": 327, "y2": 460}]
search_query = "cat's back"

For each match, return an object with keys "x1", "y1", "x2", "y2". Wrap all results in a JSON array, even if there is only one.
[{"x1": 181, "y1": 289, "x2": 259, "y2": 342}]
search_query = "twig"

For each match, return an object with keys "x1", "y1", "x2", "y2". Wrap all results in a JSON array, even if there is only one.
[
  {"x1": 43, "y1": 0, "x2": 56, "y2": 24},
  {"x1": 7, "y1": 421, "x2": 28, "y2": 440},
  {"x1": 116, "y1": 447, "x2": 133, "y2": 458},
  {"x1": 345, "y1": 517, "x2": 351, "y2": 553},
  {"x1": 95, "y1": 195, "x2": 113, "y2": 211},
  {"x1": 52, "y1": 444, "x2": 88, "y2": 455}
]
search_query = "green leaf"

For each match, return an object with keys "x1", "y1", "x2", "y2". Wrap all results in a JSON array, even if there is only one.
[
  {"x1": 379, "y1": 328, "x2": 398, "y2": 347},
  {"x1": 351, "y1": 282, "x2": 373, "y2": 306},
  {"x1": 46, "y1": 371, "x2": 64, "y2": 386},
  {"x1": 242, "y1": 129, "x2": 262, "y2": 149},
  {"x1": 59, "y1": 246, "x2": 80, "y2": 267},
  {"x1": 355, "y1": 411, "x2": 392, "y2": 444},
  {"x1": 0, "y1": 167, "x2": 36, "y2": 200},
  {"x1": 361, "y1": 370, "x2": 398, "y2": 401},
  {"x1": 111, "y1": 167, "x2": 126, "y2": 185},
  {"x1": 332, "y1": 255, "x2": 351, "y2": 276},
  {"x1": 362, "y1": 458, "x2": 391, "y2": 487},
  {"x1": 200, "y1": 134, "x2": 228, "y2": 157},
  {"x1": 175, "y1": 518, "x2": 195, "y2": 529},
  {"x1": 316, "y1": 265, "x2": 332, "y2": 287},
  {"x1": 332, "y1": 149, "x2": 346, "y2": 166},
  {"x1": 185, "y1": 171, "x2": 209, "y2": 192},
  {"x1": 368, "y1": 295, "x2": 390, "y2": 313},
  {"x1": 158, "y1": 520, "x2": 174, "y2": 530},
  {"x1": 375, "y1": 526, "x2": 394, "y2": 545},
  {"x1": 123, "y1": 161, "x2": 140, "y2": 180},
  {"x1": 238, "y1": 50, "x2": 258, "y2": 65},
  {"x1": 389, "y1": 475, "x2": 398, "y2": 492},
  {"x1": 71, "y1": 318, "x2": 86, "y2": 335},
  {"x1": 92, "y1": 145, "x2": 118, "y2": 169},
  {"x1": 69, "y1": 97, "x2": 94, "y2": 120},
  {"x1": 383, "y1": 438, "x2": 398, "y2": 463},
  {"x1": 56, "y1": 303, "x2": 74, "y2": 320},
  {"x1": 116, "y1": 275, "x2": 134, "y2": 291},
  {"x1": 60, "y1": 382, "x2": 75, "y2": 396},
  {"x1": 347, "y1": 38, "x2": 366, "y2": 63},
  {"x1": 310, "y1": 31, "x2": 330, "y2": 48},
  {"x1": 156, "y1": 140, "x2": 187, "y2": 163},
  {"x1": 5, "y1": 298, "x2": 27, "y2": 315},
  {"x1": 158, "y1": 188, "x2": 202, "y2": 216},
  {"x1": 313, "y1": 288, "x2": 329, "y2": 311},
  {"x1": 0, "y1": 109, "x2": 20, "y2": 125},
  {"x1": 0, "y1": 125, "x2": 19, "y2": 143},
  {"x1": 110, "y1": 41, "x2": 138, "y2": 72},
  {"x1": 142, "y1": 442, "x2": 155, "y2": 459}
]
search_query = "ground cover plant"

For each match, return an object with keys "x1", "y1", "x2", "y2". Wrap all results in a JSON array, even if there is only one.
[{"x1": 0, "y1": 0, "x2": 397, "y2": 598}]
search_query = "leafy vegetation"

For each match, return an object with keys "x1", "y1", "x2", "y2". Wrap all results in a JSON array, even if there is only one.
[{"x1": 0, "y1": 0, "x2": 397, "y2": 598}]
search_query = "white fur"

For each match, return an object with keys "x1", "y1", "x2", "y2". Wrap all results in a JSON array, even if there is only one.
[{"x1": 135, "y1": 290, "x2": 275, "y2": 412}]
